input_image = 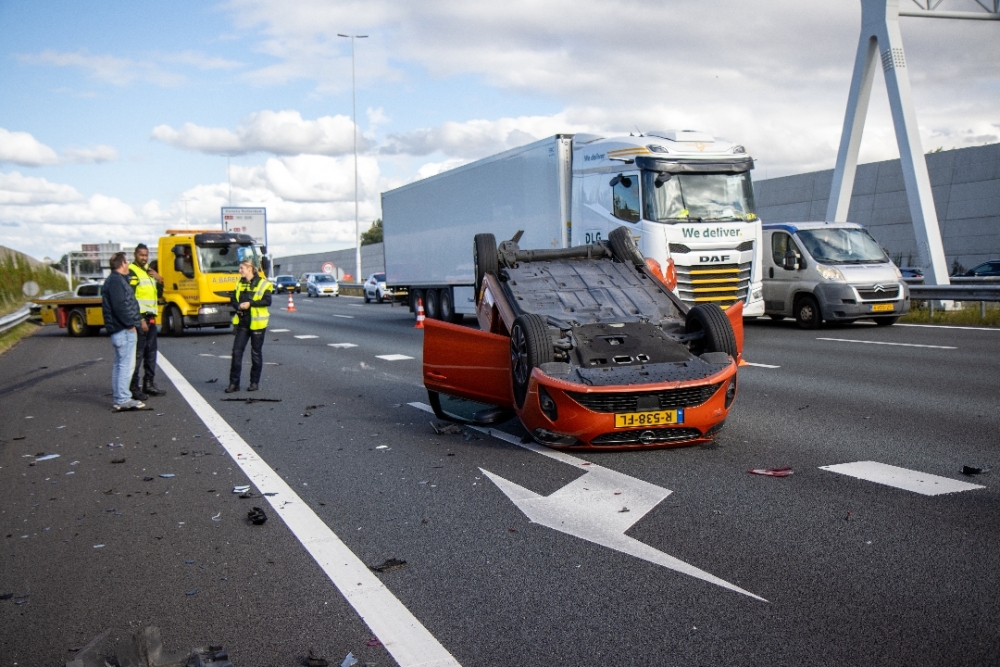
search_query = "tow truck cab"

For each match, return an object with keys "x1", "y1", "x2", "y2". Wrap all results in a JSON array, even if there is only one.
[{"x1": 158, "y1": 230, "x2": 261, "y2": 335}]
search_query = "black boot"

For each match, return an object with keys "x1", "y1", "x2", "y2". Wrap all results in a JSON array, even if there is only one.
[
  {"x1": 247, "y1": 383, "x2": 259, "y2": 392},
  {"x1": 225, "y1": 384, "x2": 239, "y2": 393},
  {"x1": 144, "y1": 381, "x2": 166, "y2": 397},
  {"x1": 131, "y1": 386, "x2": 149, "y2": 401}
]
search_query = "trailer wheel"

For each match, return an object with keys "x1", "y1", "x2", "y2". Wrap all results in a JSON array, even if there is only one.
[
  {"x1": 439, "y1": 288, "x2": 462, "y2": 323},
  {"x1": 474, "y1": 233, "x2": 498, "y2": 305},
  {"x1": 67, "y1": 309, "x2": 90, "y2": 337},
  {"x1": 165, "y1": 305, "x2": 184, "y2": 337},
  {"x1": 794, "y1": 295, "x2": 822, "y2": 330},
  {"x1": 685, "y1": 304, "x2": 738, "y2": 359},
  {"x1": 608, "y1": 226, "x2": 645, "y2": 267},
  {"x1": 510, "y1": 313, "x2": 553, "y2": 409},
  {"x1": 424, "y1": 289, "x2": 441, "y2": 320}
]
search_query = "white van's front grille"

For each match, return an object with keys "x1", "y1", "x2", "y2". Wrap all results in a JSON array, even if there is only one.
[
  {"x1": 675, "y1": 261, "x2": 752, "y2": 307},
  {"x1": 856, "y1": 285, "x2": 900, "y2": 301}
]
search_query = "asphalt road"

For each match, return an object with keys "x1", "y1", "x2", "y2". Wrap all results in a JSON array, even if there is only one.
[{"x1": 2, "y1": 296, "x2": 998, "y2": 667}]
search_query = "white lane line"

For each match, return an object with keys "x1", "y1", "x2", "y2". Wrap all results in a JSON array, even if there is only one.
[
  {"x1": 198, "y1": 354, "x2": 215, "y2": 357},
  {"x1": 348, "y1": 304, "x2": 364, "y2": 307},
  {"x1": 157, "y1": 356, "x2": 461, "y2": 667},
  {"x1": 271, "y1": 328, "x2": 291, "y2": 333},
  {"x1": 816, "y1": 337, "x2": 957, "y2": 349},
  {"x1": 329, "y1": 343, "x2": 359, "y2": 349},
  {"x1": 333, "y1": 314, "x2": 355, "y2": 319},
  {"x1": 896, "y1": 323, "x2": 999, "y2": 332},
  {"x1": 377, "y1": 354, "x2": 414, "y2": 361},
  {"x1": 819, "y1": 461, "x2": 984, "y2": 496},
  {"x1": 294, "y1": 335, "x2": 319, "y2": 339},
  {"x1": 743, "y1": 362, "x2": 781, "y2": 369}
]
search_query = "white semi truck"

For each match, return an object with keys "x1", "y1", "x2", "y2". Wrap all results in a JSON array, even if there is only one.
[{"x1": 380, "y1": 130, "x2": 764, "y2": 321}]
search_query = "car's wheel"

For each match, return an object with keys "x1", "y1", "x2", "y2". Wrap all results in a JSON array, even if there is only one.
[
  {"x1": 608, "y1": 226, "x2": 645, "y2": 267},
  {"x1": 67, "y1": 309, "x2": 89, "y2": 337},
  {"x1": 510, "y1": 313, "x2": 553, "y2": 409},
  {"x1": 167, "y1": 304, "x2": 184, "y2": 336},
  {"x1": 364, "y1": 290, "x2": 370, "y2": 303},
  {"x1": 424, "y1": 289, "x2": 441, "y2": 320},
  {"x1": 685, "y1": 304, "x2": 738, "y2": 359},
  {"x1": 768, "y1": 314, "x2": 785, "y2": 321},
  {"x1": 794, "y1": 295, "x2": 822, "y2": 330},
  {"x1": 474, "y1": 233, "x2": 498, "y2": 304},
  {"x1": 874, "y1": 316, "x2": 899, "y2": 327},
  {"x1": 376, "y1": 288, "x2": 384, "y2": 304}
]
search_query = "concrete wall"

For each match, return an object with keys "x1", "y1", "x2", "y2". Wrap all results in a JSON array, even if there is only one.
[
  {"x1": 272, "y1": 243, "x2": 384, "y2": 283},
  {"x1": 755, "y1": 143, "x2": 1000, "y2": 272}
]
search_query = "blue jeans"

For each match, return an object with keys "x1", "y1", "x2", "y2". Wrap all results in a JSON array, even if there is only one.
[{"x1": 111, "y1": 328, "x2": 137, "y2": 405}]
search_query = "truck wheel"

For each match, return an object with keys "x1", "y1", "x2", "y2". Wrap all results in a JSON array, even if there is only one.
[
  {"x1": 794, "y1": 295, "x2": 822, "y2": 330},
  {"x1": 440, "y1": 288, "x2": 461, "y2": 323},
  {"x1": 510, "y1": 313, "x2": 553, "y2": 409},
  {"x1": 874, "y1": 316, "x2": 899, "y2": 327},
  {"x1": 685, "y1": 304, "x2": 738, "y2": 359},
  {"x1": 474, "y1": 234, "x2": 498, "y2": 304},
  {"x1": 608, "y1": 226, "x2": 645, "y2": 267},
  {"x1": 166, "y1": 305, "x2": 184, "y2": 336},
  {"x1": 424, "y1": 289, "x2": 441, "y2": 320},
  {"x1": 67, "y1": 309, "x2": 90, "y2": 337}
]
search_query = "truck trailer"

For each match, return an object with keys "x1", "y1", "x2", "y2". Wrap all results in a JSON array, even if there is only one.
[{"x1": 380, "y1": 130, "x2": 765, "y2": 321}]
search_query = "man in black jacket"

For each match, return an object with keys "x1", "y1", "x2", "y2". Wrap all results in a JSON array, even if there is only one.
[
  {"x1": 226, "y1": 260, "x2": 273, "y2": 393},
  {"x1": 102, "y1": 252, "x2": 145, "y2": 411}
]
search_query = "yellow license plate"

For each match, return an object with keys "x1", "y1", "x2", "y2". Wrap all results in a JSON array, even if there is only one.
[
  {"x1": 614, "y1": 410, "x2": 683, "y2": 428},
  {"x1": 871, "y1": 303, "x2": 894, "y2": 313}
]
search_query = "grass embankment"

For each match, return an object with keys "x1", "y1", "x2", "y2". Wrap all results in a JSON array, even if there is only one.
[
  {"x1": 900, "y1": 302, "x2": 1000, "y2": 327},
  {"x1": 0, "y1": 252, "x2": 67, "y2": 317}
]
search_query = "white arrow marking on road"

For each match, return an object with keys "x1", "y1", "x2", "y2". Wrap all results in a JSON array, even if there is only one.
[{"x1": 410, "y1": 402, "x2": 766, "y2": 602}]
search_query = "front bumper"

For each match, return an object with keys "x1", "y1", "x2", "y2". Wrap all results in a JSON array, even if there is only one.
[
  {"x1": 816, "y1": 282, "x2": 910, "y2": 321},
  {"x1": 184, "y1": 305, "x2": 233, "y2": 327}
]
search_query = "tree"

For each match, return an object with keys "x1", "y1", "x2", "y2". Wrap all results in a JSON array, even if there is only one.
[{"x1": 360, "y1": 218, "x2": 383, "y2": 246}]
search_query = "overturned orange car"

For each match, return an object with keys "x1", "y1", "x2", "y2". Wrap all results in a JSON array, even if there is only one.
[{"x1": 423, "y1": 227, "x2": 744, "y2": 450}]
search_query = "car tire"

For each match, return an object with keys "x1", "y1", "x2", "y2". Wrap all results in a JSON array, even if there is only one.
[
  {"x1": 364, "y1": 290, "x2": 370, "y2": 303},
  {"x1": 874, "y1": 316, "x2": 899, "y2": 327},
  {"x1": 685, "y1": 304, "x2": 738, "y2": 359},
  {"x1": 440, "y1": 288, "x2": 461, "y2": 323},
  {"x1": 510, "y1": 313, "x2": 553, "y2": 409},
  {"x1": 67, "y1": 309, "x2": 90, "y2": 337},
  {"x1": 608, "y1": 226, "x2": 645, "y2": 267},
  {"x1": 376, "y1": 289, "x2": 384, "y2": 304},
  {"x1": 425, "y1": 289, "x2": 441, "y2": 320},
  {"x1": 794, "y1": 295, "x2": 822, "y2": 330},
  {"x1": 167, "y1": 304, "x2": 184, "y2": 336},
  {"x1": 474, "y1": 233, "x2": 499, "y2": 305}
]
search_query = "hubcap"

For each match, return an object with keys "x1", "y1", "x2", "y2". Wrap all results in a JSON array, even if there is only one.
[{"x1": 511, "y1": 325, "x2": 528, "y2": 385}]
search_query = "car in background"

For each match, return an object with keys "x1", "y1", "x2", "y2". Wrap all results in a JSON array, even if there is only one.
[
  {"x1": 898, "y1": 267, "x2": 924, "y2": 284},
  {"x1": 961, "y1": 260, "x2": 1000, "y2": 277},
  {"x1": 364, "y1": 272, "x2": 392, "y2": 303},
  {"x1": 307, "y1": 273, "x2": 340, "y2": 297},
  {"x1": 273, "y1": 275, "x2": 300, "y2": 293}
]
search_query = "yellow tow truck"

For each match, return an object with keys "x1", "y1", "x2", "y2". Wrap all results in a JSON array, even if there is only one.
[{"x1": 35, "y1": 229, "x2": 262, "y2": 336}]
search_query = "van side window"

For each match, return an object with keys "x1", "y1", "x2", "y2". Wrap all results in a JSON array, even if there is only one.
[
  {"x1": 173, "y1": 244, "x2": 194, "y2": 279},
  {"x1": 771, "y1": 232, "x2": 800, "y2": 265},
  {"x1": 610, "y1": 173, "x2": 640, "y2": 223}
]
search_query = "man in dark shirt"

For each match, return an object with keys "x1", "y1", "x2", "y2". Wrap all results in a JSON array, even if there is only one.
[
  {"x1": 102, "y1": 252, "x2": 145, "y2": 411},
  {"x1": 226, "y1": 260, "x2": 273, "y2": 393}
]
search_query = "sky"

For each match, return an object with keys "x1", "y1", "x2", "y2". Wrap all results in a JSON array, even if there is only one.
[{"x1": 1, "y1": 0, "x2": 998, "y2": 266}]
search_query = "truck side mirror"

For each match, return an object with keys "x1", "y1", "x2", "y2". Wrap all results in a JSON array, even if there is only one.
[
  {"x1": 783, "y1": 250, "x2": 799, "y2": 271},
  {"x1": 654, "y1": 173, "x2": 672, "y2": 188}
]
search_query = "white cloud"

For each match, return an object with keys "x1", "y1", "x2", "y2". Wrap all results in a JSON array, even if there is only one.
[
  {"x1": 151, "y1": 110, "x2": 366, "y2": 156},
  {"x1": 19, "y1": 49, "x2": 185, "y2": 87},
  {"x1": 0, "y1": 129, "x2": 59, "y2": 166},
  {"x1": 160, "y1": 50, "x2": 243, "y2": 70},
  {"x1": 0, "y1": 172, "x2": 85, "y2": 205},
  {"x1": 62, "y1": 145, "x2": 119, "y2": 164}
]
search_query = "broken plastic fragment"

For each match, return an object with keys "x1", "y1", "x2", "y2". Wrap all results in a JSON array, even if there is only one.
[
  {"x1": 365, "y1": 637, "x2": 382, "y2": 647},
  {"x1": 212, "y1": 512, "x2": 222, "y2": 521},
  {"x1": 430, "y1": 421, "x2": 463, "y2": 435},
  {"x1": 961, "y1": 465, "x2": 990, "y2": 475},
  {"x1": 186, "y1": 589, "x2": 198, "y2": 595},
  {"x1": 159, "y1": 473, "x2": 175, "y2": 478},
  {"x1": 340, "y1": 652, "x2": 358, "y2": 667},
  {"x1": 748, "y1": 467, "x2": 793, "y2": 477},
  {"x1": 305, "y1": 650, "x2": 330, "y2": 667},
  {"x1": 369, "y1": 557, "x2": 407, "y2": 573},
  {"x1": 35, "y1": 454, "x2": 60, "y2": 461},
  {"x1": 247, "y1": 507, "x2": 267, "y2": 525},
  {"x1": 375, "y1": 445, "x2": 389, "y2": 450},
  {"x1": 233, "y1": 485, "x2": 251, "y2": 494}
]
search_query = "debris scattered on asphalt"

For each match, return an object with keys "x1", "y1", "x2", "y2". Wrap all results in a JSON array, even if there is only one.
[
  {"x1": 56, "y1": 425, "x2": 66, "y2": 429},
  {"x1": 93, "y1": 544, "x2": 104, "y2": 548},
  {"x1": 159, "y1": 474, "x2": 175, "y2": 478},
  {"x1": 108, "y1": 442, "x2": 123, "y2": 449},
  {"x1": 0, "y1": 593, "x2": 12, "y2": 600},
  {"x1": 212, "y1": 512, "x2": 222, "y2": 521},
  {"x1": 430, "y1": 421, "x2": 463, "y2": 435},
  {"x1": 366, "y1": 637, "x2": 382, "y2": 647},
  {"x1": 962, "y1": 465, "x2": 990, "y2": 475},
  {"x1": 376, "y1": 445, "x2": 389, "y2": 450},
  {"x1": 302, "y1": 412, "x2": 312, "y2": 417},
  {"x1": 305, "y1": 649, "x2": 330, "y2": 667},
  {"x1": 221, "y1": 397, "x2": 282, "y2": 403},
  {"x1": 206, "y1": 378, "x2": 219, "y2": 383},
  {"x1": 619, "y1": 507, "x2": 630, "y2": 513},
  {"x1": 185, "y1": 559, "x2": 195, "y2": 564},
  {"x1": 247, "y1": 507, "x2": 267, "y2": 525},
  {"x1": 239, "y1": 491, "x2": 254, "y2": 499},
  {"x1": 35, "y1": 454, "x2": 60, "y2": 461},
  {"x1": 143, "y1": 476, "x2": 154, "y2": 482},
  {"x1": 748, "y1": 467, "x2": 793, "y2": 477},
  {"x1": 233, "y1": 485, "x2": 251, "y2": 494},
  {"x1": 66, "y1": 626, "x2": 232, "y2": 667},
  {"x1": 186, "y1": 589, "x2": 198, "y2": 596},
  {"x1": 340, "y1": 652, "x2": 358, "y2": 667},
  {"x1": 305, "y1": 404, "x2": 325, "y2": 410},
  {"x1": 263, "y1": 492, "x2": 277, "y2": 497},
  {"x1": 111, "y1": 458, "x2": 126, "y2": 464},
  {"x1": 369, "y1": 557, "x2": 407, "y2": 573},
  {"x1": 13, "y1": 436, "x2": 25, "y2": 440}
]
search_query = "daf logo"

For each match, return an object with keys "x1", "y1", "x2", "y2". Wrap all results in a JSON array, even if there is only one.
[
  {"x1": 872, "y1": 284, "x2": 885, "y2": 292},
  {"x1": 699, "y1": 255, "x2": 730, "y2": 263},
  {"x1": 639, "y1": 431, "x2": 658, "y2": 445}
]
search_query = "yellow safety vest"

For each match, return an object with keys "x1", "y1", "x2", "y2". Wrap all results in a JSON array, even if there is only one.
[
  {"x1": 232, "y1": 277, "x2": 273, "y2": 330},
  {"x1": 128, "y1": 263, "x2": 158, "y2": 315}
]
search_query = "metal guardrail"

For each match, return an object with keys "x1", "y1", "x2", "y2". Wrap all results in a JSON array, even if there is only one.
[
  {"x1": 0, "y1": 306, "x2": 31, "y2": 335},
  {"x1": 909, "y1": 285, "x2": 1000, "y2": 301}
]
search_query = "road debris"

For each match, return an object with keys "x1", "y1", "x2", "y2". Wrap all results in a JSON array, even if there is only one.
[
  {"x1": 111, "y1": 458, "x2": 126, "y2": 464},
  {"x1": 369, "y1": 557, "x2": 407, "y2": 573},
  {"x1": 340, "y1": 653, "x2": 358, "y2": 667},
  {"x1": 305, "y1": 649, "x2": 330, "y2": 667},
  {"x1": 35, "y1": 453, "x2": 60, "y2": 461},
  {"x1": 748, "y1": 467, "x2": 793, "y2": 477},
  {"x1": 430, "y1": 421, "x2": 463, "y2": 435},
  {"x1": 232, "y1": 485, "x2": 251, "y2": 494},
  {"x1": 247, "y1": 507, "x2": 267, "y2": 525},
  {"x1": 212, "y1": 512, "x2": 222, "y2": 521},
  {"x1": 221, "y1": 397, "x2": 282, "y2": 403},
  {"x1": 366, "y1": 637, "x2": 382, "y2": 647},
  {"x1": 108, "y1": 442, "x2": 123, "y2": 449},
  {"x1": 962, "y1": 465, "x2": 990, "y2": 475},
  {"x1": 159, "y1": 474, "x2": 175, "y2": 478},
  {"x1": 206, "y1": 378, "x2": 219, "y2": 383},
  {"x1": 143, "y1": 476, "x2": 154, "y2": 482}
]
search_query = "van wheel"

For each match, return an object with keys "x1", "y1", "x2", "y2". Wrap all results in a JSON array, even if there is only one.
[
  {"x1": 608, "y1": 226, "x2": 645, "y2": 267},
  {"x1": 474, "y1": 234, "x2": 498, "y2": 304},
  {"x1": 424, "y1": 289, "x2": 440, "y2": 320},
  {"x1": 794, "y1": 295, "x2": 822, "y2": 329},
  {"x1": 685, "y1": 304, "x2": 738, "y2": 359},
  {"x1": 67, "y1": 309, "x2": 90, "y2": 337},
  {"x1": 874, "y1": 316, "x2": 899, "y2": 327},
  {"x1": 510, "y1": 314, "x2": 553, "y2": 409}
]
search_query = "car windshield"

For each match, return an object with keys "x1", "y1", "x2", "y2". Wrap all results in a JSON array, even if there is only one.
[
  {"x1": 196, "y1": 243, "x2": 257, "y2": 273},
  {"x1": 643, "y1": 171, "x2": 757, "y2": 223},
  {"x1": 796, "y1": 228, "x2": 888, "y2": 264},
  {"x1": 374, "y1": 273, "x2": 385, "y2": 282},
  {"x1": 276, "y1": 275, "x2": 294, "y2": 283},
  {"x1": 314, "y1": 275, "x2": 336, "y2": 283}
]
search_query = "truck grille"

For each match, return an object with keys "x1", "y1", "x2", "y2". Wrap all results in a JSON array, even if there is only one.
[
  {"x1": 566, "y1": 384, "x2": 722, "y2": 412},
  {"x1": 591, "y1": 427, "x2": 702, "y2": 446},
  {"x1": 675, "y1": 261, "x2": 752, "y2": 307},
  {"x1": 856, "y1": 285, "x2": 900, "y2": 300}
]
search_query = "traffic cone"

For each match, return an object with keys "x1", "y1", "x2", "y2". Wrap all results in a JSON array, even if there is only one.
[
  {"x1": 414, "y1": 298, "x2": 425, "y2": 329},
  {"x1": 287, "y1": 292, "x2": 297, "y2": 312}
]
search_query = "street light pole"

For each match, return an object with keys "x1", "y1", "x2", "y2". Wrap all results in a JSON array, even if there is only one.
[{"x1": 338, "y1": 33, "x2": 367, "y2": 284}]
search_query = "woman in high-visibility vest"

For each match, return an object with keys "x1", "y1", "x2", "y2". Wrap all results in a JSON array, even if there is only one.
[{"x1": 226, "y1": 260, "x2": 273, "y2": 393}]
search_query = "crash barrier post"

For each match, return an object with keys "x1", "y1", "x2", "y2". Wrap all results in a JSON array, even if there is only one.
[{"x1": 414, "y1": 298, "x2": 425, "y2": 329}]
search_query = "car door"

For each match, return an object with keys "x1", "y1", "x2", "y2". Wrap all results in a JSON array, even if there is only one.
[{"x1": 763, "y1": 230, "x2": 802, "y2": 316}]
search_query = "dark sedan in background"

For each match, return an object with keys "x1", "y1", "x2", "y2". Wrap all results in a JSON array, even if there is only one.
[{"x1": 274, "y1": 275, "x2": 300, "y2": 293}]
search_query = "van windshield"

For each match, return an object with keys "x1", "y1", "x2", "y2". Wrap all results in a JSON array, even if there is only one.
[
  {"x1": 796, "y1": 228, "x2": 888, "y2": 264},
  {"x1": 643, "y1": 172, "x2": 757, "y2": 223},
  {"x1": 196, "y1": 243, "x2": 258, "y2": 273}
]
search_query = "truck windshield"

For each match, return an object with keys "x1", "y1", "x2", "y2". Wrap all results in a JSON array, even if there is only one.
[
  {"x1": 196, "y1": 243, "x2": 258, "y2": 273},
  {"x1": 642, "y1": 172, "x2": 757, "y2": 223},
  {"x1": 796, "y1": 228, "x2": 888, "y2": 264}
]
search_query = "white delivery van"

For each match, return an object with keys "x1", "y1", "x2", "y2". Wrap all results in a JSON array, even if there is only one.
[{"x1": 761, "y1": 221, "x2": 909, "y2": 328}]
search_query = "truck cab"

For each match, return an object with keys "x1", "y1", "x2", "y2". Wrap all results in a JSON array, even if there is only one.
[
  {"x1": 761, "y1": 221, "x2": 909, "y2": 328},
  {"x1": 158, "y1": 230, "x2": 260, "y2": 335}
]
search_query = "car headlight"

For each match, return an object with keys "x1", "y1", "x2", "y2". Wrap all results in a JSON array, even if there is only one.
[
  {"x1": 199, "y1": 306, "x2": 218, "y2": 315},
  {"x1": 816, "y1": 264, "x2": 846, "y2": 282}
]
